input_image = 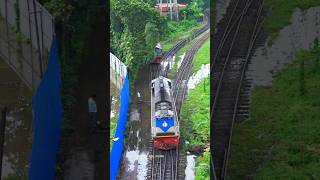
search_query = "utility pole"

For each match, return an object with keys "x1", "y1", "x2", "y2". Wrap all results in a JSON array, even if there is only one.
[
  {"x1": 169, "y1": 0, "x2": 173, "y2": 20},
  {"x1": 0, "y1": 107, "x2": 8, "y2": 179},
  {"x1": 174, "y1": 0, "x2": 179, "y2": 21},
  {"x1": 158, "y1": 0, "x2": 162, "y2": 16}
]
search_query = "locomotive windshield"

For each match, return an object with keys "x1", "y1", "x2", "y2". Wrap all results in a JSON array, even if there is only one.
[{"x1": 155, "y1": 48, "x2": 162, "y2": 56}]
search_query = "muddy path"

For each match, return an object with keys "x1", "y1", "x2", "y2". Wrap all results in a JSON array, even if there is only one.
[
  {"x1": 60, "y1": 12, "x2": 107, "y2": 180},
  {"x1": 118, "y1": 65, "x2": 151, "y2": 180}
]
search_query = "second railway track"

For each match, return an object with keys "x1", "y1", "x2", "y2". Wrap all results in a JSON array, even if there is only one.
[
  {"x1": 147, "y1": 23, "x2": 210, "y2": 179},
  {"x1": 211, "y1": 0, "x2": 266, "y2": 179}
]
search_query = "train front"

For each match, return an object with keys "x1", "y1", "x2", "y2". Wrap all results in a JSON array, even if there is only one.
[
  {"x1": 151, "y1": 77, "x2": 180, "y2": 150},
  {"x1": 153, "y1": 43, "x2": 163, "y2": 64}
]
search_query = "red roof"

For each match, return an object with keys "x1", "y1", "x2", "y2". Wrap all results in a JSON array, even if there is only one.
[{"x1": 155, "y1": 3, "x2": 187, "y2": 13}]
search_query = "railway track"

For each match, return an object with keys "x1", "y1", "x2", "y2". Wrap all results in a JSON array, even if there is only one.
[
  {"x1": 147, "y1": 14, "x2": 210, "y2": 180},
  {"x1": 161, "y1": 19, "x2": 210, "y2": 76},
  {"x1": 146, "y1": 31, "x2": 210, "y2": 180},
  {"x1": 173, "y1": 31, "x2": 210, "y2": 115},
  {"x1": 147, "y1": 144, "x2": 180, "y2": 180},
  {"x1": 210, "y1": 0, "x2": 265, "y2": 179}
]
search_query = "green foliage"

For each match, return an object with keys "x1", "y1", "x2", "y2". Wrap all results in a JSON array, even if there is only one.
[
  {"x1": 264, "y1": 0, "x2": 320, "y2": 35},
  {"x1": 111, "y1": 0, "x2": 166, "y2": 82},
  {"x1": 145, "y1": 22, "x2": 160, "y2": 58},
  {"x1": 181, "y1": 0, "x2": 205, "y2": 21},
  {"x1": 44, "y1": 0, "x2": 73, "y2": 22},
  {"x1": 119, "y1": 27, "x2": 135, "y2": 66},
  {"x1": 192, "y1": 38, "x2": 210, "y2": 73},
  {"x1": 181, "y1": 77, "x2": 210, "y2": 147},
  {"x1": 110, "y1": 116, "x2": 117, "y2": 149},
  {"x1": 228, "y1": 46, "x2": 320, "y2": 179},
  {"x1": 195, "y1": 152, "x2": 210, "y2": 180},
  {"x1": 162, "y1": 19, "x2": 198, "y2": 40},
  {"x1": 43, "y1": 0, "x2": 106, "y2": 133}
]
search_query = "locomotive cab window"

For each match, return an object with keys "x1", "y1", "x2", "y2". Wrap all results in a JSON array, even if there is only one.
[
  {"x1": 168, "y1": 81, "x2": 172, "y2": 89},
  {"x1": 151, "y1": 82, "x2": 155, "y2": 95}
]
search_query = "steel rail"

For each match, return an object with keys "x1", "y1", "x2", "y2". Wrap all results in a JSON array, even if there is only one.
[
  {"x1": 222, "y1": 2, "x2": 265, "y2": 178},
  {"x1": 211, "y1": 0, "x2": 265, "y2": 178},
  {"x1": 211, "y1": 0, "x2": 253, "y2": 126},
  {"x1": 211, "y1": 0, "x2": 254, "y2": 69},
  {"x1": 173, "y1": 32, "x2": 210, "y2": 104},
  {"x1": 211, "y1": 0, "x2": 241, "y2": 67}
]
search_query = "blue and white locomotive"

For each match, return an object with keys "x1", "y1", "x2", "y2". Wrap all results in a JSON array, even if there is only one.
[{"x1": 150, "y1": 76, "x2": 180, "y2": 150}]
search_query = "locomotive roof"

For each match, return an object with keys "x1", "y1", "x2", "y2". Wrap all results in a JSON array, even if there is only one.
[
  {"x1": 155, "y1": 43, "x2": 162, "y2": 49},
  {"x1": 151, "y1": 76, "x2": 172, "y2": 105}
]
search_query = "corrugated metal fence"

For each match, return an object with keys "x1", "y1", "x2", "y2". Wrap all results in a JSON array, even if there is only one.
[{"x1": 110, "y1": 53, "x2": 127, "y2": 89}]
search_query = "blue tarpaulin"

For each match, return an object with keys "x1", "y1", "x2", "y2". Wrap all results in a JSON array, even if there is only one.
[
  {"x1": 29, "y1": 36, "x2": 62, "y2": 180},
  {"x1": 110, "y1": 74, "x2": 130, "y2": 180}
]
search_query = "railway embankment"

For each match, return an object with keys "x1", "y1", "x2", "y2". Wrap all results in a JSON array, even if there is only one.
[
  {"x1": 168, "y1": 29, "x2": 210, "y2": 79},
  {"x1": 180, "y1": 38, "x2": 210, "y2": 179},
  {"x1": 228, "y1": 44, "x2": 320, "y2": 179},
  {"x1": 227, "y1": 3, "x2": 320, "y2": 179},
  {"x1": 162, "y1": 21, "x2": 204, "y2": 52},
  {"x1": 263, "y1": 0, "x2": 320, "y2": 37}
]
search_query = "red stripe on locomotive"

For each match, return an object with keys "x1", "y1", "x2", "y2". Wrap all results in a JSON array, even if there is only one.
[{"x1": 153, "y1": 136, "x2": 179, "y2": 150}]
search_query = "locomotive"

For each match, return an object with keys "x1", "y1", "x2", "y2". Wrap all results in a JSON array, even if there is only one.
[
  {"x1": 150, "y1": 76, "x2": 180, "y2": 150},
  {"x1": 153, "y1": 43, "x2": 163, "y2": 64}
]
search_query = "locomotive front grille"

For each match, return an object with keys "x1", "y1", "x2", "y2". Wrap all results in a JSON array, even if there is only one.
[{"x1": 156, "y1": 132, "x2": 175, "y2": 136}]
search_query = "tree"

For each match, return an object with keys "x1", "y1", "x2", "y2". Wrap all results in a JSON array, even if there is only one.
[
  {"x1": 110, "y1": 0, "x2": 166, "y2": 81},
  {"x1": 181, "y1": 0, "x2": 204, "y2": 21},
  {"x1": 145, "y1": 22, "x2": 160, "y2": 58}
]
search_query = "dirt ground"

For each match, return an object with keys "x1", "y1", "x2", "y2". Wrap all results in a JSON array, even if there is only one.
[{"x1": 118, "y1": 65, "x2": 152, "y2": 180}]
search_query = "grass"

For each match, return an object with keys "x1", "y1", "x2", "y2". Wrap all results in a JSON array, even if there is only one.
[
  {"x1": 110, "y1": 83, "x2": 120, "y2": 150},
  {"x1": 179, "y1": 34, "x2": 210, "y2": 179},
  {"x1": 162, "y1": 19, "x2": 203, "y2": 51},
  {"x1": 192, "y1": 38, "x2": 210, "y2": 73},
  {"x1": 228, "y1": 48, "x2": 320, "y2": 179},
  {"x1": 110, "y1": 116, "x2": 117, "y2": 149},
  {"x1": 195, "y1": 152, "x2": 211, "y2": 180},
  {"x1": 264, "y1": 0, "x2": 320, "y2": 36},
  {"x1": 181, "y1": 77, "x2": 210, "y2": 147}
]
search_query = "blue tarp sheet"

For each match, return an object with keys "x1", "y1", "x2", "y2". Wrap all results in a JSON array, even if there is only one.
[
  {"x1": 110, "y1": 74, "x2": 130, "y2": 180},
  {"x1": 29, "y1": 36, "x2": 62, "y2": 180}
]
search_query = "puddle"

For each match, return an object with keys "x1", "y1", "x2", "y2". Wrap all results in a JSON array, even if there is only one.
[
  {"x1": 161, "y1": 55, "x2": 175, "y2": 71},
  {"x1": 118, "y1": 65, "x2": 151, "y2": 180},
  {"x1": 129, "y1": 108, "x2": 141, "y2": 122},
  {"x1": 250, "y1": 6, "x2": 320, "y2": 86},
  {"x1": 177, "y1": 53, "x2": 186, "y2": 70},
  {"x1": 185, "y1": 152, "x2": 197, "y2": 180},
  {"x1": 188, "y1": 64, "x2": 210, "y2": 89},
  {"x1": 124, "y1": 150, "x2": 148, "y2": 180}
]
